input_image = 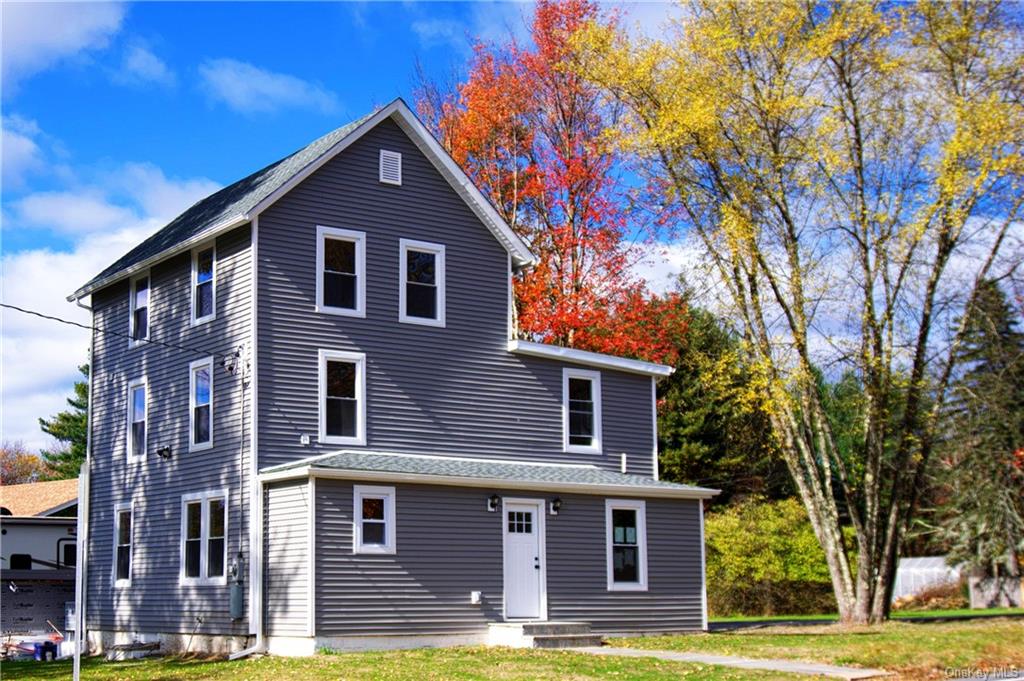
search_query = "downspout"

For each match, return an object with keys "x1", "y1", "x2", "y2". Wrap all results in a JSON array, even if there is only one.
[{"x1": 73, "y1": 298, "x2": 93, "y2": 680}]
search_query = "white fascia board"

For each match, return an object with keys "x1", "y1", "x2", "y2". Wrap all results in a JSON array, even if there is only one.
[
  {"x1": 509, "y1": 339, "x2": 674, "y2": 378},
  {"x1": 67, "y1": 214, "x2": 249, "y2": 301},
  {"x1": 257, "y1": 465, "x2": 718, "y2": 499}
]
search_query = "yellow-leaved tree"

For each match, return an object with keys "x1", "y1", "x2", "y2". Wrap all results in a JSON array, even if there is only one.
[{"x1": 576, "y1": 0, "x2": 1023, "y2": 622}]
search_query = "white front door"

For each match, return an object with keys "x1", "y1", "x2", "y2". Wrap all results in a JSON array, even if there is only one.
[{"x1": 503, "y1": 499, "x2": 545, "y2": 619}]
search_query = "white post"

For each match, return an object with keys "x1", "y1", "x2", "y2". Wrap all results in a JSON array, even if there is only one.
[{"x1": 73, "y1": 463, "x2": 89, "y2": 679}]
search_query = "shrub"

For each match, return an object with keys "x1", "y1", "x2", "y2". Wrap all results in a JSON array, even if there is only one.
[
  {"x1": 892, "y1": 580, "x2": 969, "y2": 611},
  {"x1": 705, "y1": 497, "x2": 838, "y2": 616}
]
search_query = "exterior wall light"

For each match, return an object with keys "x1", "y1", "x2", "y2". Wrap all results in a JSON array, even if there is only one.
[
  {"x1": 549, "y1": 497, "x2": 562, "y2": 515},
  {"x1": 487, "y1": 494, "x2": 500, "y2": 512},
  {"x1": 156, "y1": 446, "x2": 173, "y2": 460}
]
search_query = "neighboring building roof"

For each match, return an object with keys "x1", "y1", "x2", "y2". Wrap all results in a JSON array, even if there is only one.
[
  {"x1": 260, "y1": 450, "x2": 718, "y2": 499},
  {"x1": 69, "y1": 98, "x2": 536, "y2": 301},
  {"x1": 508, "y1": 339, "x2": 674, "y2": 378},
  {"x1": 0, "y1": 478, "x2": 78, "y2": 517}
]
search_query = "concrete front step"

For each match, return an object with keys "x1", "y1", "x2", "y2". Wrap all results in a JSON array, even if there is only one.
[
  {"x1": 487, "y1": 621, "x2": 601, "y2": 648},
  {"x1": 531, "y1": 634, "x2": 605, "y2": 649}
]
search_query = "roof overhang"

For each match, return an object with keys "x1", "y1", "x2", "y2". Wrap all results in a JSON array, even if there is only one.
[
  {"x1": 69, "y1": 99, "x2": 535, "y2": 302},
  {"x1": 509, "y1": 339, "x2": 674, "y2": 378},
  {"x1": 258, "y1": 464, "x2": 717, "y2": 499}
]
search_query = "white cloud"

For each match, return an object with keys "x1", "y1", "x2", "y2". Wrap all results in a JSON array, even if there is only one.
[
  {"x1": 1, "y1": 2, "x2": 125, "y2": 92},
  {"x1": 612, "y1": 2, "x2": 685, "y2": 40},
  {"x1": 2, "y1": 115, "x2": 46, "y2": 188},
  {"x1": 1, "y1": 158, "x2": 220, "y2": 451},
  {"x1": 112, "y1": 42, "x2": 176, "y2": 88},
  {"x1": 198, "y1": 58, "x2": 340, "y2": 115},
  {"x1": 411, "y1": 19, "x2": 469, "y2": 50}
]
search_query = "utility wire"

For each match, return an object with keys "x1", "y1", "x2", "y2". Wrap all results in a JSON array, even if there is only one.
[{"x1": 1, "y1": 302, "x2": 230, "y2": 360}]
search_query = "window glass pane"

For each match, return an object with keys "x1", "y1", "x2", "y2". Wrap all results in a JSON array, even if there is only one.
[
  {"x1": 185, "y1": 540, "x2": 201, "y2": 578},
  {"x1": 406, "y1": 283, "x2": 436, "y2": 319},
  {"x1": 117, "y1": 546, "x2": 131, "y2": 580},
  {"x1": 194, "y1": 367, "x2": 211, "y2": 406},
  {"x1": 131, "y1": 387, "x2": 145, "y2": 421},
  {"x1": 196, "y1": 281, "x2": 213, "y2": 318},
  {"x1": 406, "y1": 250, "x2": 435, "y2": 285},
  {"x1": 613, "y1": 546, "x2": 638, "y2": 583},
  {"x1": 134, "y1": 277, "x2": 148, "y2": 308},
  {"x1": 118, "y1": 511, "x2": 131, "y2": 545},
  {"x1": 133, "y1": 308, "x2": 148, "y2": 340},
  {"x1": 194, "y1": 405, "x2": 211, "y2": 444},
  {"x1": 325, "y1": 239, "x2": 356, "y2": 274},
  {"x1": 569, "y1": 411, "x2": 593, "y2": 437},
  {"x1": 568, "y1": 377, "x2": 592, "y2": 401},
  {"x1": 209, "y1": 499, "x2": 225, "y2": 538},
  {"x1": 326, "y1": 361, "x2": 355, "y2": 399},
  {"x1": 196, "y1": 249, "x2": 214, "y2": 284},
  {"x1": 207, "y1": 538, "x2": 225, "y2": 577},
  {"x1": 132, "y1": 422, "x2": 146, "y2": 457},
  {"x1": 362, "y1": 497, "x2": 384, "y2": 521},
  {"x1": 325, "y1": 399, "x2": 356, "y2": 437},
  {"x1": 362, "y1": 521, "x2": 386, "y2": 545},
  {"x1": 612, "y1": 509, "x2": 637, "y2": 545},
  {"x1": 324, "y1": 272, "x2": 356, "y2": 309},
  {"x1": 186, "y1": 502, "x2": 202, "y2": 540},
  {"x1": 63, "y1": 543, "x2": 77, "y2": 567}
]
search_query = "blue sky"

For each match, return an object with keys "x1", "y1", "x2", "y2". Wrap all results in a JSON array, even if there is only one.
[{"x1": 1, "y1": 1, "x2": 680, "y2": 451}]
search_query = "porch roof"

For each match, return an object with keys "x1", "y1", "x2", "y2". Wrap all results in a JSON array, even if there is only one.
[{"x1": 259, "y1": 450, "x2": 719, "y2": 499}]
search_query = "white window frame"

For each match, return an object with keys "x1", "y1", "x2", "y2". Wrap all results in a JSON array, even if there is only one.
[
  {"x1": 353, "y1": 485, "x2": 396, "y2": 555},
  {"x1": 126, "y1": 377, "x2": 147, "y2": 464},
  {"x1": 379, "y1": 149, "x2": 402, "y2": 186},
  {"x1": 179, "y1": 489, "x2": 229, "y2": 586},
  {"x1": 315, "y1": 226, "x2": 366, "y2": 318},
  {"x1": 190, "y1": 242, "x2": 217, "y2": 326},
  {"x1": 318, "y1": 349, "x2": 367, "y2": 446},
  {"x1": 563, "y1": 368, "x2": 603, "y2": 454},
  {"x1": 605, "y1": 499, "x2": 648, "y2": 592},
  {"x1": 398, "y1": 238, "x2": 446, "y2": 328},
  {"x1": 127, "y1": 271, "x2": 150, "y2": 349},
  {"x1": 113, "y1": 501, "x2": 133, "y2": 588},
  {"x1": 189, "y1": 356, "x2": 214, "y2": 452}
]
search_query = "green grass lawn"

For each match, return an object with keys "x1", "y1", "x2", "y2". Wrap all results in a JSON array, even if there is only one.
[
  {"x1": 616, "y1": 618, "x2": 1024, "y2": 679},
  {"x1": 1, "y1": 646, "x2": 811, "y2": 681},
  {"x1": 710, "y1": 606, "x2": 1024, "y2": 623}
]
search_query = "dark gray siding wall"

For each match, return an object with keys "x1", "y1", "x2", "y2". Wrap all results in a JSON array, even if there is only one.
[
  {"x1": 257, "y1": 118, "x2": 655, "y2": 476},
  {"x1": 264, "y1": 480, "x2": 309, "y2": 636},
  {"x1": 314, "y1": 479, "x2": 702, "y2": 636},
  {"x1": 85, "y1": 225, "x2": 252, "y2": 636}
]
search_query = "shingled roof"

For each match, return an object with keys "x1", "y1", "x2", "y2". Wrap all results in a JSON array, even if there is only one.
[
  {"x1": 69, "y1": 99, "x2": 534, "y2": 301},
  {"x1": 261, "y1": 450, "x2": 718, "y2": 499},
  {"x1": 0, "y1": 478, "x2": 79, "y2": 517}
]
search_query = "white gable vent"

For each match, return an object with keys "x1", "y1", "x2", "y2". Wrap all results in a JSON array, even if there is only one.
[{"x1": 379, "y1": 149, "x2": 402, "y2": 186}]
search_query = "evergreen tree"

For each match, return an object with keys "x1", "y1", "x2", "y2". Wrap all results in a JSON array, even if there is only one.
[
  {"x1": 657, "y1": 307, "x2": 790, "y2": 504},
  {"x1": 39, "y1": 364, "x2": 89, "y2": 480},
  {"x1": 938, "y1": 280, "x2": 1024, "y2": 576}
]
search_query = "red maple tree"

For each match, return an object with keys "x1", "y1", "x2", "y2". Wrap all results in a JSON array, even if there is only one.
[{"x1": 417, "y1": 0, "x2": 686, "y2": 365}]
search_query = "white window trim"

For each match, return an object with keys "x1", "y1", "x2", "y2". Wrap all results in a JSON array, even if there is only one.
[
  {"x1": 317, "y1": 349, "x2": 367, "y2": 446},
  {"x1": 126, "y1": 377, "x2": 147, "y2": 464},
  {"x1": 562, "y1": 368, "x2": 603, "y2": 454},
  {"x1": 113, "y1": 501, "x2": 133, "y2": 588},
  {"x1": 190, "y1": 242, "x2": 217, "y2": 326},
  {"x1": 398, "y1": 238, "x2": 446, "y2": 328},
  {"x1": 379, "y1": 149, "x2": 402, "y2": 186},
  {"x1": 189, "y1": 356, "x2": 214, "y2": 452},
  {"x1": 179, "y1": 489, "x2": 229, "y2": 586},
  {"x1": 605, "y1": 499, "x2": 648, "y2": 592},
  {"x1": 127, "y1": 271, "x2": 150, "y2": 349},
  {"x1": 352, "y1": 485, "x2": 396, "y2": 555},
  {"x1": 315, "y1": 226, "x2": 366, "y2": 318}
]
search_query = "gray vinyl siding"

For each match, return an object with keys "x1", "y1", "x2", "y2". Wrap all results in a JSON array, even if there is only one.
[
  {"x1": 264, "y1": 480, "x2": 310, "y2": 636},
  {"x1": 314, "y1": 479, "x2": 703, "y2": 636},
  {"x1": 85, "y1": 225, "x2": 252, "y2": 636},
  {"x1": 257, "y1": 118, "x2": 656, "y2": 476}
]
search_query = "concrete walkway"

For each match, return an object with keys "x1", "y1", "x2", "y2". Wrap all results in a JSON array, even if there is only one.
[{"x1": 576, "y1": 646, "x2": 892, "y2": 680}]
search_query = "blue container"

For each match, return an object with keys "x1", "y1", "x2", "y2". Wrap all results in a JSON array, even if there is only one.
[{"x1": 33, "y1": 641, "x2": 58, "y2": 661}]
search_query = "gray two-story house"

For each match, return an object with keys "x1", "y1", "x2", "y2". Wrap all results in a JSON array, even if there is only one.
[{"x1": 69, "y1": 99, "x2": 716, "y2": 656}]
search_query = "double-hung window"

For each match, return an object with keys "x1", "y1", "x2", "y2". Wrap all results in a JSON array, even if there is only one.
[
  {"x1": 605, "y1": 499, "x2": 648, "y2": 591},
  {"x1": 181, "y1": 490, "x2": 227, "y2": 585},
  {"x1": 191, "y1": 245, "x2": 216, "y2": 324},
  {"x1": 113, "y1": 502, "x2": 133, "y2": 587},
  {"x1": 563, "y1": 368, "x2": 602, "y2": 453},
  {"x1": 189, "y1": 357, "x2": 213, "y2": 451},
  {"x1": 399, "y1": 239, "x2": 445, "y2": 327},
  {"x1": 318, "y1": 349, "x2": 366, "y2": 446},
  {"x1": 316, "y1": 226, "x2": 366, "y2": 317},
  {"x1": 126, "y1": 378, "x2": 147, "y2": 463},
  {"x1": 353, "y1": 485, "x2": 396, "y2": 554},
  {"x1": 128, "y1": 274, "x2": 149, "y2": 346}
]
